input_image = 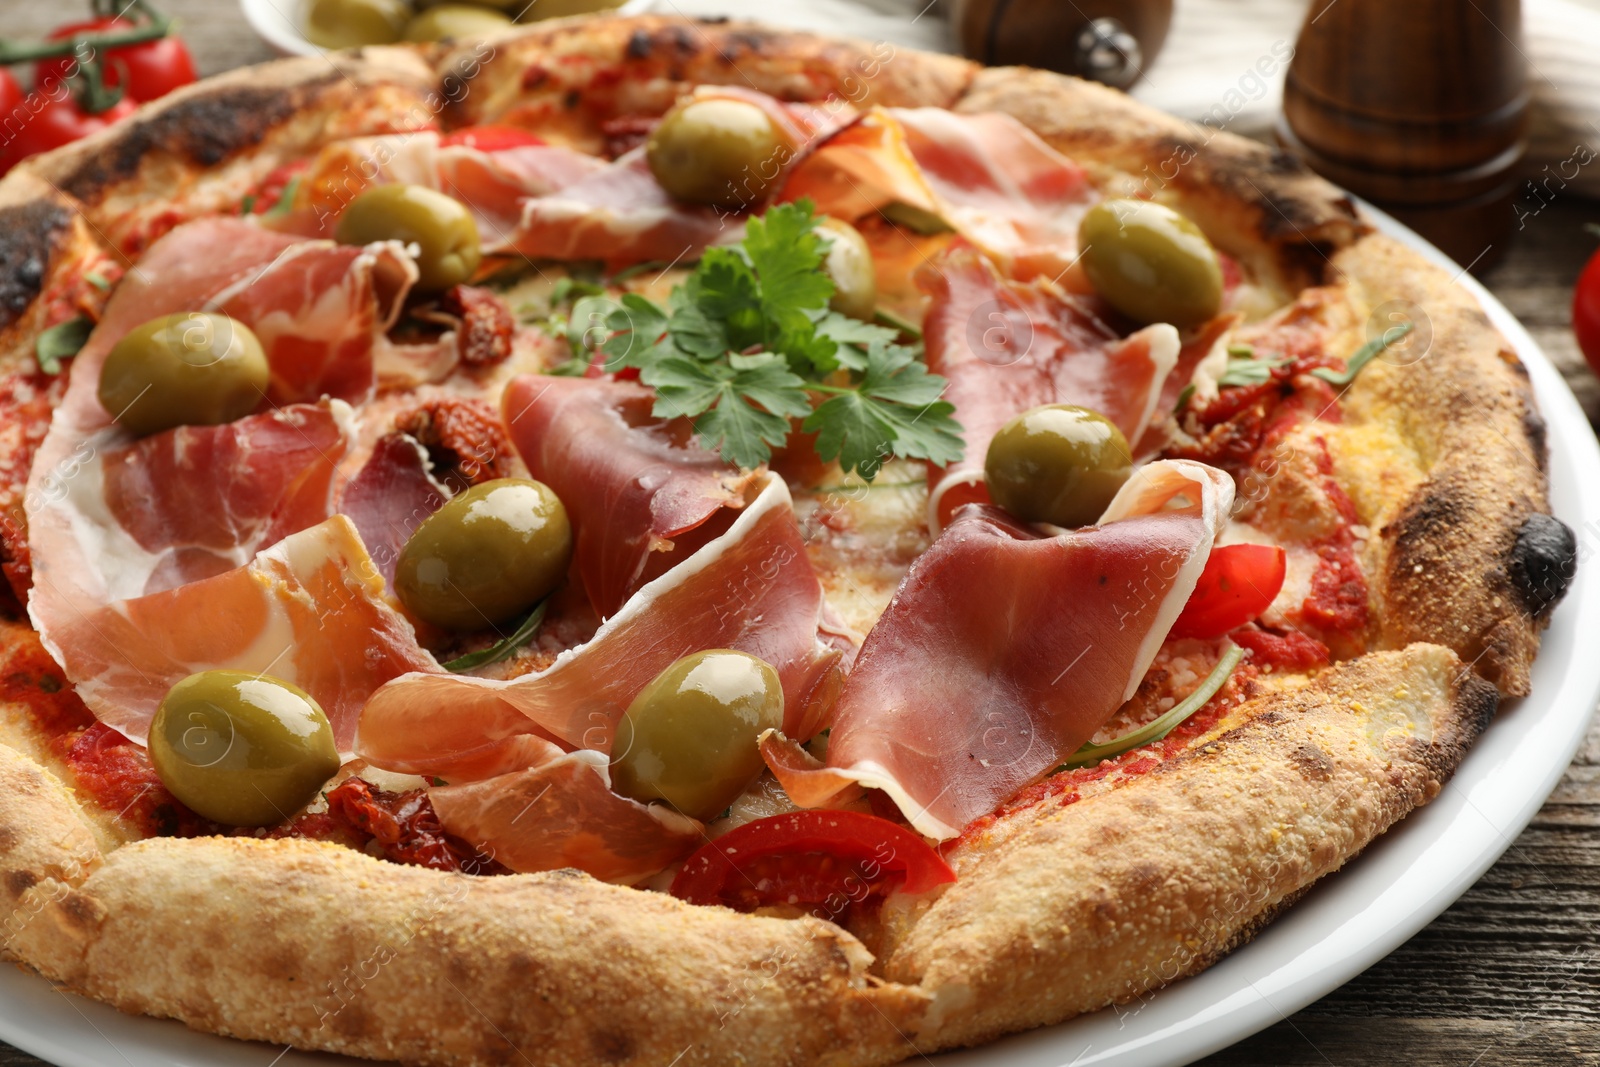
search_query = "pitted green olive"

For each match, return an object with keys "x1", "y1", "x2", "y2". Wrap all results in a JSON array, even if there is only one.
[
  {"x1": 334, "y1": 183, "x2": 481, "y2": 292},
  {"x1": 98, "y1": 311, "x2": 268, "y2": 437},
  {"x1": 645, "y1": 98, "x2": 786, "y2": 209},
  {"x1": 984, "y1": 404, "x2": 1132, "y2": 527},
  {"x1": 402, "y1": 4, "x2": 512, "y2": 41},
  {"x1": 1078, "y1": 199, "x2": 1223, "y2": 328},
  {"x1": 818, "y1": 217, "x2": 877, "y2": 320},
  {"x1": 394, "y1": 477, "x2": 572, "y2": 631},
  {"x1": 303, "y1": 0, "x2": 410, "y2": 49},
  {"x1": 609, "y1": 649, "x2": 783, "y2": 821},
  {"x1": 148, "y1": 670, "x2": 341, "y2": 827}
]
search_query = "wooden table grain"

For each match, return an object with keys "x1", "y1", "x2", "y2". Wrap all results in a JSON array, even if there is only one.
[{"x1": 0, "y1": 1, "x2": 1597, "y2": 1064}]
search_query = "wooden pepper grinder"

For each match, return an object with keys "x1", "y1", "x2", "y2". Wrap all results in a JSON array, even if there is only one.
[
  {"x1": 1278, "y1": 0, "x2": 1528, "y2": 270},
  {"x1": 954, "y1": 0, "x2": 1173, "y2": 90}
]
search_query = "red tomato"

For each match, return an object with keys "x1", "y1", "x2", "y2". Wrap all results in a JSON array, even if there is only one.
[
  {"x1": 1169, "y1": 543, "x2": 1287, "y2": 640},
  {"x1": 35, "y1": 18, "x2": 197, "y2": 103},
  {"x1": 440, "y1": 125, "x2": 546, "y2": 151},
  {"x1": 670, "y1": 810, "x2": 956, "y2": 912},
  {"x1": 0, "y1": 68, "x2": 21, "y2": 116},
  {"x1": 1573, "y1": 242, "x2": 1600, "y2": 379},
  {"x1": 9, "y1": 93, "x2": 137, "y2": 162},
  {"x1": 0, "y1": 69, "x2": 22, "y2": 174}
]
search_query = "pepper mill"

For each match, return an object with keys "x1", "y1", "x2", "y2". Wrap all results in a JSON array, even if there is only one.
[
  {"x1": 953, "y1": 0, "x2": 1173, "y2": 90},
  {"x1": 1278, "y1": 0, "x2": 1528, "y2": 270}
]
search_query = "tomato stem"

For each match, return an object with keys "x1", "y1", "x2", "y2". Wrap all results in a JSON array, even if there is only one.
[{"x1": 0, "y1": 0, "x2": 171, "y2": 68}]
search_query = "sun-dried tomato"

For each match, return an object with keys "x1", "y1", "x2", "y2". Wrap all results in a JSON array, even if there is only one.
[
  {"x1": 325, "y1": 777, "x2": 505, "y2": 874},
  {"x1": 439, "y1": 284, "x2": 514, "y2": 366},
  {"x1": 393, "y1": 395, "x2": 512, "y2": 487}
]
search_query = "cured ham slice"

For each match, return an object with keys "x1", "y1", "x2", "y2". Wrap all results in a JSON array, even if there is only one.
[
  {"x1": 920, "y1": 248, "x2": 1180, "y2": 531},
  {"x1": 25, "y1": 217, "x2": 431, "y2": 749},
  {"x1": 357, "y1": 472, "x2": 842, "y2": 777},
  {"x1": 762, "y1": 460, "x2": 1234, "y2": 840},
  {"x1": 282, "y1": 131, "x2": 610, "y2": 247},
  {"x1": 501, "y1": 375, "x2": 755, "y2": 619},
  {"x1": 504, "y1": 87, "x2": 851, "y2": 266},
  {"x1": 503, "y1": 147, "x2": 739, "y2": 266},
  {"x1": 341, "y1": 433, "x2": 450, "y2": 587},
  {"x1": 427, "y1": 742, "x2": 702, "y2": 883},
  {"x1": 781, "y1": 107, "x2": 1095, "y2": 279},
  {"x1": 101, "y1": 402, "x2": 352, "y2": 596},
  {"x1": 33, "y1": 516, "x2": 436, "y2": 752}
]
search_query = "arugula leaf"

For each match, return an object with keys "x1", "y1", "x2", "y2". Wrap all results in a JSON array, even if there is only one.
[
  {"x1": 1310, "y1": 322, "x2": 1415, "y2": 386},
  {"x1": 441, "y1": 600, "x2": 548, "y2": 673},
  {"x1": 1216, "y1": 351, "x2": 1288, "y2": 388},
  {"x1": 35, "y1": 316, "x2": 92, "y2": 375}
]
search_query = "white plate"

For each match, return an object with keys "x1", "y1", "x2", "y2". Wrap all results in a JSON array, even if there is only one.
[{"x1": 0, "y1": 211, "x2": 1594, "y2": 1067}]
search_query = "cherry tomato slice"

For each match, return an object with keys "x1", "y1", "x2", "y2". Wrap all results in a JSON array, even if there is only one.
[
  {"x1": 440, "y1": 125, "x2": 546, "y2": 152},
  {"x1": 1573, "y1": 244, "x2": 1600, "y2": 380},
  {"x1": 35, "y1": 18, "x2": 197, "y2": 103},
  {"x1": 670, "y1": 810, "x2": 955, "y2": 912},
  {"x1": 1169, "y1": 543, "x2": 1287, "y2": 640},
  {"x1": 10, "y1": 93, "x2": 138, "y2": 163}
]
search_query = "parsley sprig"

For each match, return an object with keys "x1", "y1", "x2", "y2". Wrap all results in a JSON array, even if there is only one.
[{"x1": 567, "y1": 201, "x2": 963, "y2": 479}]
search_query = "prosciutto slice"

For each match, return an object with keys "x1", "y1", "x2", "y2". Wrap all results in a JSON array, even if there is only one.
[
  {"x1": 781, "y1": 106, "x2": 1095, "y2": 280},
  {"x1": 281, "y1": 130, "x2": 610, "y2": 248},
  {"x1": 357, "y1": 472, "x2": 843, "y2": 879},
  {"x1": 920, "y1": 248, "x2": 1179, "y2": 531},
  {"x1": 340, "y1": 432, "x2": 451, "y2": 587},
  {"x1": 762, "y1": 460, "x2": 1234, "y2": 840},
  {"x1": 25, "y1": 218, "x2": 431, "y2": 748},
  {"x1": 501, "y1": 375, "x2": 755, "y2": 619},
  {"x1": 427, "y1": 742, "x2": 702, "y2": 884},
  {"x1": 504, "y1": 86, "x2": 852, "y2": 267}
]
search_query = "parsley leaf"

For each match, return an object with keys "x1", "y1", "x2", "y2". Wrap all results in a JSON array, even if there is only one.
[{"x1": 566, "y1": 200, "x2": 964, "y2": 476}]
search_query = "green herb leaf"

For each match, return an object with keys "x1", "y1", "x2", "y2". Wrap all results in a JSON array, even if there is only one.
[
  {"x1": 805, "y1": 345, "x2": 961, "y2": 479},
  {"x1": 1216, "y1": 351, "x2": 1288, "y2": 388},
  {"x1": 262, "y1": 176, "x2": 300, "y2": 221},
  {"x1": 1060, "y1": 644, "x2": 1244, "y2": 770},
  {"x1": 35, "y1": 316, "x2": 93, "y2": 375},
  {"x1": 441, "y1": 600, "x2": 549, "y2": 673},
  {"x1": 1309, "y1": 322, "x2": 1415, "y2": 387},
  {"x1": 1175, "y1": 383, "x2": 1197, "y2": 412},
  {"x1": 549, "y1": 276, "x2": 604, "y2": 308},
  {"x1": 644, "y1": 353, "x2": 810, "y2": 470}
]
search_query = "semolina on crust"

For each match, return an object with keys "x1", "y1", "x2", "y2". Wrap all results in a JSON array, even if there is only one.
[{"x1": 0, "y1": 17, "x2": 1572, "y2": 1067}]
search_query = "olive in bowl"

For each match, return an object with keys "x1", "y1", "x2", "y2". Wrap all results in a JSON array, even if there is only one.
[
  {"x1": 403, "y1": 4, "x2": 513, "y2": 42},
  {"x1": 1078, "y1": 198, "x2": 1223, "y2": 329},
  {"x1": 985, "y1": 404, "x2": 1133, "y2": 528},
  {"x1": 303, "y1": 0, "x2": 412, "y2": 49},
  {"x1": 149, "y1": 670, "x2": 341, "y2": 827},
  {"x1": 394, "y1": 477, "x2": 572, "y2": 632},
  {"x1": 98, "y1": 311, "x2": 269, "y2": 437},
  {"x1": 609, "y1": 649, "x2": 784, "y2": 821},
  {"x1": 645, "y1": 97, "x2": 787, "y2": 209},
  {"x1": 334, "y1": 183, "x2": 482, "y2": 293}
]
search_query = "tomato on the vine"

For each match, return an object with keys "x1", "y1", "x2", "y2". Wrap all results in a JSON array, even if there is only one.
[
  {"x1": 1169, "y1": 543, "x2": 1287, "y2": 640},
  {"x1": 9, "y1": 93, "x2": 137, "y2": 161},
  {"x1": 34, "y1": 18, "x2": 197, "y2": 103},
  {"x1": 1573, "y1": 237, "x2": 1600, "y2": 379}
]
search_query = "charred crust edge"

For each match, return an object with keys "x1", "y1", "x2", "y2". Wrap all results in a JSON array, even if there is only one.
[
  {"x1": 0, "y1": 199, "x2": 71, "y2": 332},
  {"x1": 1509, "y1": 513, "x2": 1577, "y2": 619}
]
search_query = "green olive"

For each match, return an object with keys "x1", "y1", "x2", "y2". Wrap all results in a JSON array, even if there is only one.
[
  {"x1": 818, "y1": 217, "x2": 877, "y2": 320},
  {"x1": 98, "y1": 312, "x2": 268, "y2": 437},
  {"x1": 402, "y1": 4, "x2": 512, "y2": 41},
  {"x1": 508, "y1": 0, "x2": 621, "y2": 18},
  {"x1": 609, "y1": 650, "x2": 783, "y2": 821},
  {"x1": 303, "y1": 0, "x2": 411, "y2": 49},
  {"x1": 645, "y1": 98, "x2": 786, "y2": 209},
  {"x1": 394, "y1": 477, "x2": 572, "y2": 631},
  {"x1": 984, "y1": 404, "x2": 1132, "y2": 527},
  {"x1": 1078, "y1": 199, "x2": 1223, "y2": 328},
  {"x1": 334, "y1": 183, "x2": 481, "y2": 293},
  {"x1": 149, "y1": 670, "x2": 341, "y2": 827}
]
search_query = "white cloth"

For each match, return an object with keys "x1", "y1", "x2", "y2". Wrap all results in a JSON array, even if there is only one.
[{"x1": 623, "y1": 0, "x2": 1600, "y2": 195}]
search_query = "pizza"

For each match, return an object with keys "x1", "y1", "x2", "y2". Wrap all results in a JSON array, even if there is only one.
[{"x1": 0, "y1": 15, "x2": 1579, "y2": 1066}]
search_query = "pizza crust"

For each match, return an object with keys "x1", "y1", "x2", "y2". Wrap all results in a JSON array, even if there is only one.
[{"x1": 0, "y1": 17, "x2": 1569, "y2": 1066}]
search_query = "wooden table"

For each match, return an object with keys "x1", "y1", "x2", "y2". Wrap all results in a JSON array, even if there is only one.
[{"x1": 1, "y1": 2, "x2": 1597, "y2": 1064}]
